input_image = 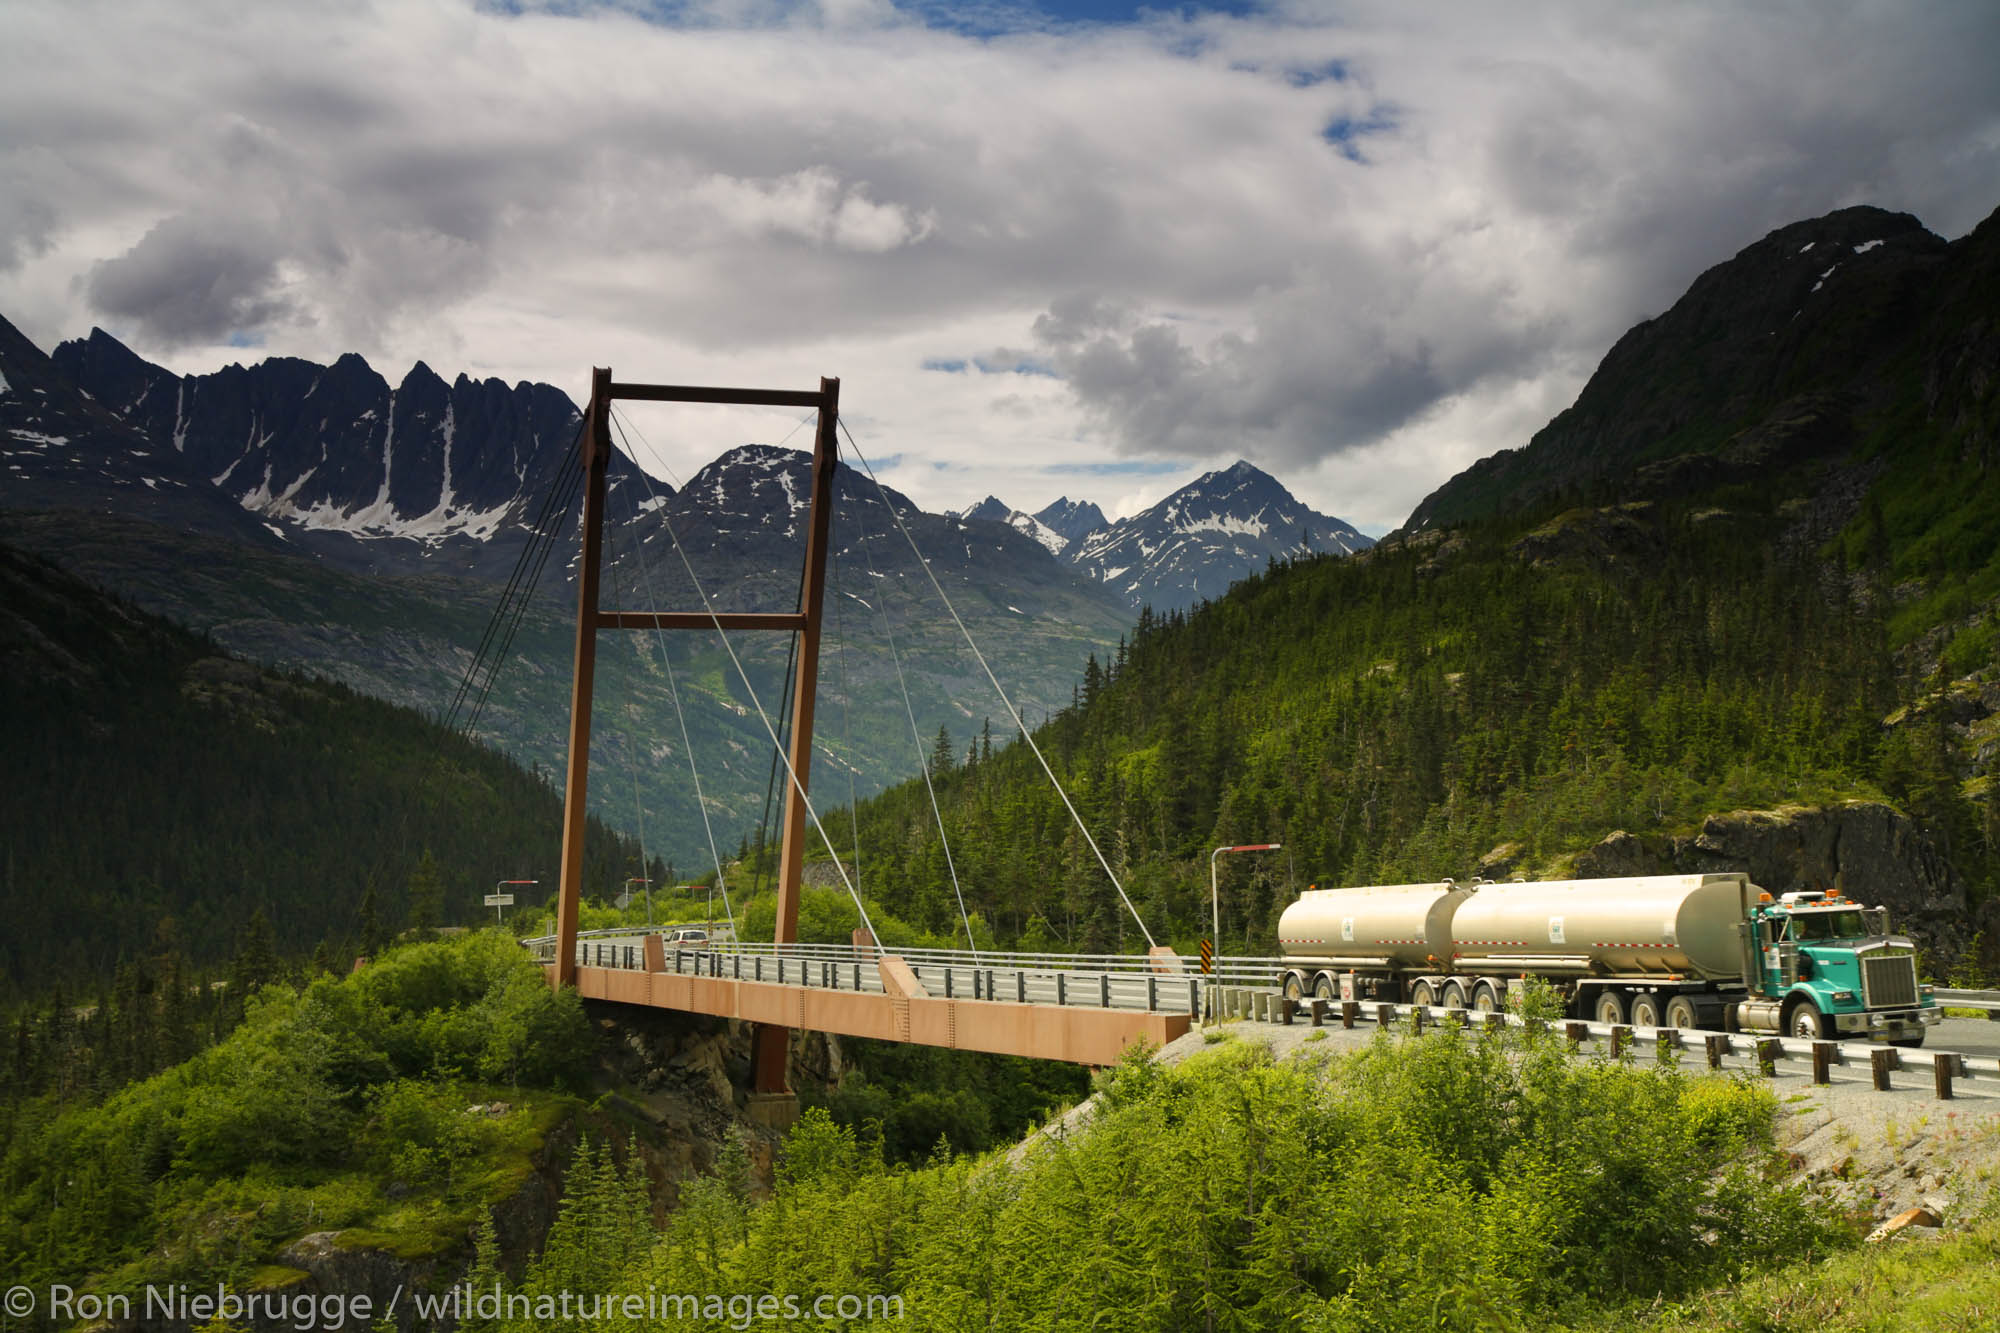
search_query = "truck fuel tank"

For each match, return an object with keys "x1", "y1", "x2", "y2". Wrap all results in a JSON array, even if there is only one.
[
  {"x1": 1278, "y1": 882, "x2": 1473, "y2": 970},
  {"x1": 1448, "y1": 874, "x2": 1751, "y2": 980}
]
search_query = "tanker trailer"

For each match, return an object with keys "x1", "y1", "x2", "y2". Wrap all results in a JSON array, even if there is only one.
[{"x1": 1278, "y1": 874, "x2": 1937, "y2": 1043}]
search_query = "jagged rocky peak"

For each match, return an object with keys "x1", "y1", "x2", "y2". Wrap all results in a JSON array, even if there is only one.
[
  {"x1": 1033, "y1": 496, "x2": 1107, "y2": 544},
  {"x1": 956, "y1": 495, "x2": 1068, "y2": 555},
  {"x1": 44, "y1": 326, "x2": 591, "y2": 570},
  {"x1": 1066, "y1": 458, "x2": 1373, "y2": 613}
]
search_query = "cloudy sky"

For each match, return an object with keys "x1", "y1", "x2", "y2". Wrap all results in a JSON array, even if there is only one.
[{"x1": 4, "y1": 0, "x2": 1997, "y2": 532}]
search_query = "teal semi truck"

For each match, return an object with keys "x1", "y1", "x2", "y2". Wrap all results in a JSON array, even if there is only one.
[{"x1": 1276, "y1": 873, "x2": 1940, "y2": 1045}]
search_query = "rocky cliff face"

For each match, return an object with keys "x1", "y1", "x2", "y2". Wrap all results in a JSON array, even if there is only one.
[{"x1": 1573, "y1": 801, "x2": 1994, "y2": 971}]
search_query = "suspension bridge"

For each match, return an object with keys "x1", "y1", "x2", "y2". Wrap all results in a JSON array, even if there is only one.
[{"x1": 498, "y1": 368, "x2": 1198, "y2": 1122}]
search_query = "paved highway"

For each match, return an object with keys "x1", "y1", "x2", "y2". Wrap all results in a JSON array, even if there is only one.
[{"x1": 1929, "y1": 1015, "x2": 2000, "y2": 1060}]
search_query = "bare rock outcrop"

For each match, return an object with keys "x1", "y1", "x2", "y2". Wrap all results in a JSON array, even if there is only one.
[{"x1": 1573, "y1": 801, "x2": 1981, "y2": 967}]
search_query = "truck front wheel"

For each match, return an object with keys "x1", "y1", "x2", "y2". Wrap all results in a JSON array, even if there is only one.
[{"x1": 1788, "y1": 1002, "x2": 1827, "y2": 1040}]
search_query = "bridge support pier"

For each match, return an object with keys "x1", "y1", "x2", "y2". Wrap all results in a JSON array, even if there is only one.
[
  {"x1": 751, "y1": 1025, "x2": 790, "y2": 1096},
  {"x1": 746, "y1": 1090, "x2": 800, "y2": 1132}
]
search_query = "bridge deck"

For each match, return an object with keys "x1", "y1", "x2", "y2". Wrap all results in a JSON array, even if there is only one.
[
  {"x1": 555, "y1": 960, "x2": 1189, "y2": 1065},
  {"x1": 535, "y1": 934, "x2": 1213, "y2": 1065}
]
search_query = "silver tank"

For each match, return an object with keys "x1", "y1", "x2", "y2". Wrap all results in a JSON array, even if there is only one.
[
  {"x1": 1278, "y1": 882, "x2": 1471, "y2": 969},
  {"x1": 1447, "y1": 874, "x2": 1749, "y2": 980}
]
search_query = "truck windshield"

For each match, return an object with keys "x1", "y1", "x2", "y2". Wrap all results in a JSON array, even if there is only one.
[{"x1": 1787, "y1": 910, "x2": 1868, "y2": 941}]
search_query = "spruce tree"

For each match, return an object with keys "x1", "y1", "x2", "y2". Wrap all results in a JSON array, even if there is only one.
[
  {"x1": 406, "y1": 850, "x2": 444, "y2": 940},
  {"x1": 357, "y1": 884, "x2": 385, "y2": 958},
  {"x1": 231, "y1": 908, "x2": 278, "y2": 999}
]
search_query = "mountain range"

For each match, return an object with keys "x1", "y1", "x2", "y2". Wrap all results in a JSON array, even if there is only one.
[
  {"x1": 958, "y1": 464, "x2": 1373, "y2": 612},
  {"x1": 2, "y1": 317, "x2": 1375, "y2": 870}
]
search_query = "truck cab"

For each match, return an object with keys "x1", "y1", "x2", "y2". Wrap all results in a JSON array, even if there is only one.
[{"x1": 1748, "y1": 891, "x2": 1938, "y2": 1045}]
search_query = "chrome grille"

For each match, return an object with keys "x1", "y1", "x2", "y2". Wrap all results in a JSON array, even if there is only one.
[{"x1": 1862, "y1": 953, "x2": 1918, "y2": 1009}]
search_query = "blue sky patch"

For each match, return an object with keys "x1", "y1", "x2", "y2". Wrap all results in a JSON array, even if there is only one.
[{"x1": 1323, "y1": 105, "x2": 1397, "y2": 162}]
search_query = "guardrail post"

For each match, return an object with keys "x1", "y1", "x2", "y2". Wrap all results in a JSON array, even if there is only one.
[
  {"x1": 1811, "y1": 1041, "x2": 1834, "y2": 1085},
  {"x1": 855, "y1": 963, "x2": 862, "y2": 991},
  {"x1": 1871, "y1": 1047, "x2": 1896, "y2": 1091},
  {"x1": 1484, "y1": 1013, "x2": 1506, "y2": 1038},
  {"x1": 1056, "y1": 974, "x2": 1067, "y2": 1007},
  {"x1": 1704, "y1": 1034, "x2": 1727, "y2": 1069},
  {"x1": 1101, "y1": 974, "x2": 1112, "y2": 1008},
  {"x1": 1411, "y1": 1005, "x2": 1427, "y2": 1035},
  {"x1": 1564, "y1": 1021, "x2": 1586, "y2": 1050},
  {"x1": 943, "y1": 970, "x2": 953, "y2": 999},
  {"x1": 1755, "y1": 1038, "x2": 1780, "y2": 1078},
  {"x1": 1609, "y1": 1024, "x2": 1630, "y2": 1058},
  {"x1": 1375, "y1": 1003, "x2": 1394, "y2": 1028},
  {"x1": 1020, "y1": 973, "x2": 1030, "y2": 1005},
  {"x1": 1338, "y1": 1000, "x2": 1354, "y2": 1029},
  {"x1": 1935, "y1": 1053, "x2": 1956, "y2": 1100},
  {"x1": 1190, "y1": 979, "x2": 1201, "y2": 1016},
  {"x1": 1278, "y1": 996, "x2": 1294, "y2": 1025}
]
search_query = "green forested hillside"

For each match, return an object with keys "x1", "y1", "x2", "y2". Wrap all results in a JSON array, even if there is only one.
[
  {"x1": 0, "y1": 540, "x2": 645, "y2": 1000},
  {"x1": 825, "y1": 213, "x2": 2000, "y2": 961},
  {"x1": 834, "y1": 499, "x2": 1995, "y2": 956},
  {"x1": 0, "y1": 932, "x2": 592, "y2": 1301}
]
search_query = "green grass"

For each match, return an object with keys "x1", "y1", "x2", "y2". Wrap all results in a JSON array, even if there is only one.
[{"x1": 1602, "y1": 1213, "x2": 2000, "y2": 1331}]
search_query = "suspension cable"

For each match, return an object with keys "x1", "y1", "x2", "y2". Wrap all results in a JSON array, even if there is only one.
[
  {"x1": 603, "y1": 419, "x2": 739, "y2": 940},
  {"x1": 603, "y1": 506, "x2": 656, "y2": 929},
  {"x1": 840, "y1": 420, "x2": 1157, "y2": 950},
  {"x1": 444, "y1": 416, "x2": 586, "y2": 736},
  {"x1": 848, "y1": 467, "x2": 980, "y2": 959},
  {"x1": 608, "y1": 407, "x2": 874, "y2": 943},
  {"x1": 828, "y1": 541, "x2": 867, "y2": 926}
]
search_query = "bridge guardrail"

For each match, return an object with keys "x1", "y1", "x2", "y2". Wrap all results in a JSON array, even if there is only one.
[
  {"x1": 1936, "y1": 988, "x2": 2000, "y2": 1018},
  {"x1": 521, "y1": 933, "x2": 1992, "y2": 1097}
]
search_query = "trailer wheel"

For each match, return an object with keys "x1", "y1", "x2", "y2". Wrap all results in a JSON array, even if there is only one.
[
  {"x1": 1787, "y1": 1002, "x2": 1826, "y2": 1040},
  {"x1": 1664, "y1": 996, "x2": 1700, "y2": 1031},
  {"x1": 1593, "y1": 991, "x2": 1626, "y2": 1025},
  {"x1": 1628, "y1": 993, "x2": 1664, "y2": 1028},
  {"x1": 1411, "y1": 979, "x2": 1437, "y2": 1008},
  {"x1": 1440, "y1": 980, "x2": 1468, "y2": 1010},
  {"x1": 1282, "y1": 973, "x2": 1306, "y2": 1001},
  {"x1": 1313, "y1": 973, "x2": 1337, "y2": 1001},
  {"x1": 1471, "y1": 981, "x2": 1501, "y2": 1014}
]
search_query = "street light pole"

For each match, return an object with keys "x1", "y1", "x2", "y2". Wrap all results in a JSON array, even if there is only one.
[
  {"x1": 492, "y1": 879, "x2": 537, "y2": 928},
  {"x1": 625, "y1": 877, "x2": 651, "y2": 926},
  {"x1": 1210, "y1": 843, "x2": 1282, "y2": 958}
]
